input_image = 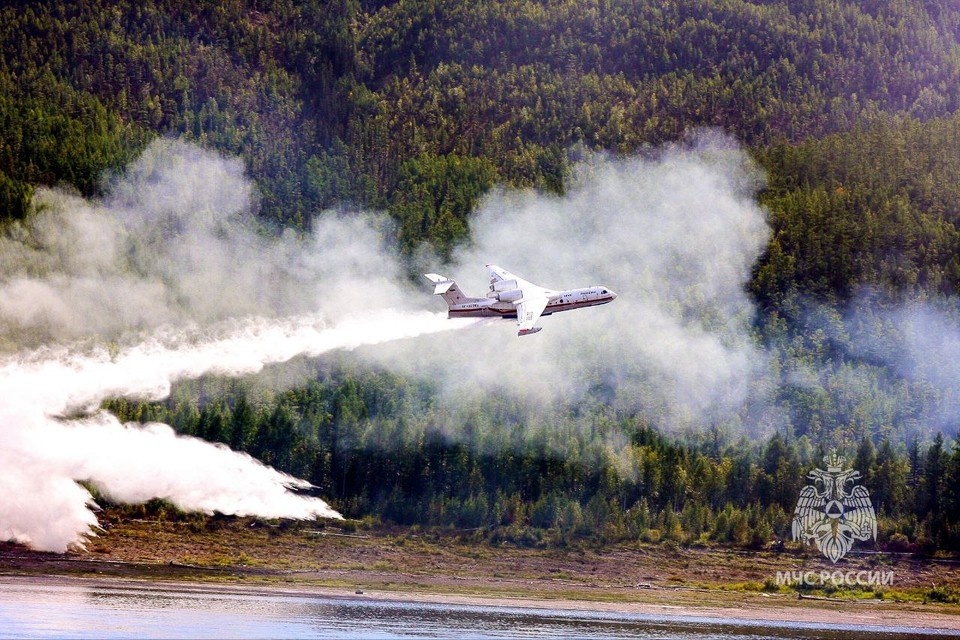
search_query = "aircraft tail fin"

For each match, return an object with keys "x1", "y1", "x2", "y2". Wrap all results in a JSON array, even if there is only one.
[{"x1": 424, "y1": 273, "x2": 483, "y2": 309}]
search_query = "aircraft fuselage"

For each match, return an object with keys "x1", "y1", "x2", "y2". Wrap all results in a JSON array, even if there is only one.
[
  {"x1": 447, "y1": 286, "x2": 616, "y2": 319},
  {"x1": 425, "y1": 265, "x2": 616, "y2": 336}
]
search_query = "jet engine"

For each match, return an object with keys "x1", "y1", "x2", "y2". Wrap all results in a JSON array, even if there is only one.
[
  {"x1": 487, "y1": 280, "x2": 523, "y2": 302},
  {"x1": 488, "y1": 278, "x2": 523, "y2": 302},
  {"x1": 495, "y1": 288, "x2": 523, "y2": 303},
  {"x1": 491, "y1": 279, "x2": 518, "y2": 292}
]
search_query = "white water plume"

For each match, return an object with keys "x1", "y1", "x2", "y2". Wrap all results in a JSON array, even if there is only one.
[
  {"x1": 0, "y1": 310, "x2": 479, "y2": 552},
  {"x1": 0, "y1": 138, "x2": 486, "y2": 552}
]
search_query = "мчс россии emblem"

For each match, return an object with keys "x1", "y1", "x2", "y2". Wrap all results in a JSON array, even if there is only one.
[{"x1": 791, "y1": 452, "x2": 877, "y2": 563}]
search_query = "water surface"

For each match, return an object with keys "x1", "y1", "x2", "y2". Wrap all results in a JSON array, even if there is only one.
[{"x1": 0, "y1": 578, "x2": 954, "y2": 639}]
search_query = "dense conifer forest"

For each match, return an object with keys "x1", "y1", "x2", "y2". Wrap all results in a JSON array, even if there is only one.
[{"x1": 6, "y1": 0, "x2": 960, "y2": 551}]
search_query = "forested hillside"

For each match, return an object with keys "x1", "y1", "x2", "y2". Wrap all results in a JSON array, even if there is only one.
[
  {"x1": 5, "y1": 0, "x2": 960, "y2": 551},
  {"x1": 5, "y1": 1, "x2": 960, "y2": 242}
]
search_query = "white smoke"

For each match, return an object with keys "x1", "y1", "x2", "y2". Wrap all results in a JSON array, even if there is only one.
[
  {"x1": 837, "y1": 297, "x2": 960, "y2": 440},
  {"x1": 0, "y1": 133, "x2": 774, "y2": 551},
  {"x1": 370, "y1": 132, "x2": 772, "y2": 432},
  {"x1": 0, "y1": 139, "x2": 478, "y2": 552},
  {"x1": 0, "y1": 139, "x2": 413, "y2": 348}
]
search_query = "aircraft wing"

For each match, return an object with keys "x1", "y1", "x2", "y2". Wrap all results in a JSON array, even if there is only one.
[
  {"x1": 487, "y1": 265, "x2": 559, "y2": 335},
  {"x1": 487, "y1": 264, "x2": 538, "y2": 290},
  {"x1": 515, "y1": 295, "x2": 549, "y2": 336},
  {"x1": 487, "y1": 264, "x2": 513, "y2": 283}
]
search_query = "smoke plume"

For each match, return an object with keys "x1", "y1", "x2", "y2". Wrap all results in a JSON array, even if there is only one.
[
  {"x1": 0, "y1": 132, "x2": 778, "y2": 551},
  {"x1": 370, "y1": 132, "x2": 772, "y2": 432},
  {"x1": 0, "y1": 139, "x2": 475, "y2": 552},
  {"x1": 0, "y1": 139, "x2": 416, "y2": 348}
]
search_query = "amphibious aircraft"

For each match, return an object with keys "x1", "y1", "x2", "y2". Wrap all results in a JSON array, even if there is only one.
[{"x1": 424, "y1": 264, "x2": 617, "y2": 336}]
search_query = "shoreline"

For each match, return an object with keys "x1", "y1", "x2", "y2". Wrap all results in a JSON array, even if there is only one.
[{"x1": 2, "y1": 514, "x2": 960, "y2": 634}]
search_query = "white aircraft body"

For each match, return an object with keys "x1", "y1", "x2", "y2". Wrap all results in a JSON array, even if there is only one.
[{"x1": 424, "y1": 264, "x2": 617, "y2": 336}]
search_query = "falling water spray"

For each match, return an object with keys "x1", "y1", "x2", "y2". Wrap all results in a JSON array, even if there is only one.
[{"x1": 0, "y1": 310, "x2": 480, "y2": 552}]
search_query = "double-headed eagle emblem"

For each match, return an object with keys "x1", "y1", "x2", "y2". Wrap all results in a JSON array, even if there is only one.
[{"x1": 791, "y1": 452, "x2": 877, "y2": 563}]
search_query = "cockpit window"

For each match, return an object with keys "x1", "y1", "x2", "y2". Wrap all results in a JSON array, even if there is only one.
[{"x1": 601, "y1": 289, "x2": 607, "y2": 294}]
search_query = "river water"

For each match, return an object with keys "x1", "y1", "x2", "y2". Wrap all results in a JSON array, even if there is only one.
[{"x1": 0, "y1": 577, "x2": 954, "y2": 639}]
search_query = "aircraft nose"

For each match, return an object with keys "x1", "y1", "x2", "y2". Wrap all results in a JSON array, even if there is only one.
[{"x1": 609, "y1": 290, "x2": 618, "y2": 300}]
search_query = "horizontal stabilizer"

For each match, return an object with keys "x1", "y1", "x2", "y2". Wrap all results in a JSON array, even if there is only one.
[
  {"x1": 424, "y1": 273, "x2": 454, "y2": 295},
  {"x1": 518, "y1": 326, "x2": 542, "y2": 336}
]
